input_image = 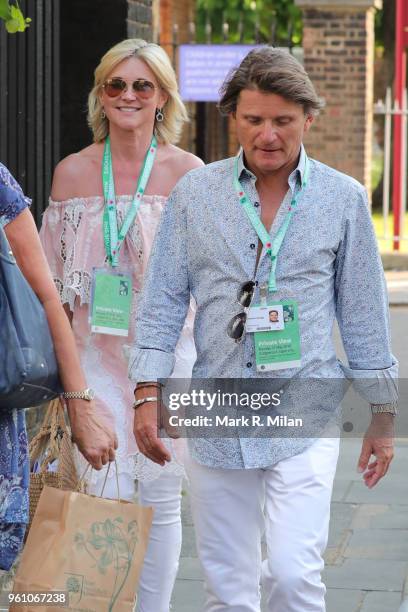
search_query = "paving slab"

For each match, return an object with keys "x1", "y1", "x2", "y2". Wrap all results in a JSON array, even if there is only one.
[
  {"x1": 177, "y1": 557, "x2": 203, "y2": 581},
  {"x1": 335, "y1": 440, "x2": 364, "y2": 472},
  {"x1": 171, "y1": 579, "x2": 205, "y2": 612},
  {"x1": 324, "y1": 503, "x2": 356, "y2": 565},
  {"x1": 344, "y1": 528, "x2": 408, "y2": 560},
  {"x1": 331, "y1": 477, "x2": 353, "y2": 502},
  {"x1": 181, "y1": 525, "x2": 198, "y2": 558},
  {"x1": 325, "y1": 588, "x2": 364, "y2": 612},
  {"x1": 181, "y1": 491, "x2": 194, "y2": 526},
  {"x1": 369, "y1": 505, "x2": 408, "y2": 530},
  {"x1": 327, "y1": 502, "x2": 357, "y2": 544},
  {"x1": 345, "y1": 478, "x2": 408, "y2": 505},
  {"x1": 360, "y1": 591, "x2": 402, "y2": 612},
  {"x1": 350, "y1": 504, "x2": 390, "y2": 529},
  {"x1": 322, "y1": 559, "x2": 408, "y2": 591}
]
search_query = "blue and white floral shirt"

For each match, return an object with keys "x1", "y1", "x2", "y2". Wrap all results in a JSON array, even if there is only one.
[{"x1": 129, "y1": 147, "x2": 398, "y2": 470}]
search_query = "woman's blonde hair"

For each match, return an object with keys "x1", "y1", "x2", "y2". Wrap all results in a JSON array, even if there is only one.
[{"x1": 88, "y1": 38, "x2": 188, "y2": 144}]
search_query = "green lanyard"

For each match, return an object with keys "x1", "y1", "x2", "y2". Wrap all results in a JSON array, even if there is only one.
[
  {"x1": 233, "y1": 153, "x2": 310, "y2": 292},
  {"x1": 102, "y1": 135, "x2": 157, "y2": 267}
]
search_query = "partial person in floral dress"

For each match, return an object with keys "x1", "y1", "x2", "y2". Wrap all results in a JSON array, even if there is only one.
[
  {"x1": 0, "y1": 164, "x2": 31, "y2": 571},
  {"x1": 0, "y1": 163, "x2": 117, "y2": 571},
  {"x1": 40, "y1": 39, "x2": 202, "y2": 611}
]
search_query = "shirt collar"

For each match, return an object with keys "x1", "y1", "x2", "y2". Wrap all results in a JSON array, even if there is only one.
[{"x1": 237, "y1": 144, "x2": 307, "y2": 190}]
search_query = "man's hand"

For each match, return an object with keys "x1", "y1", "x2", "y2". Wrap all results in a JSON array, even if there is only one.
[
  {"x1": 133, "y1": 400, "x2": 172, "y2": 466},
  {"x1": 133, "y1": 383, "x2": 177, "y2": 465},
  {"x1": 357, "y1": 413, "x2": 395, "y2": 488},
  {"x1": 67, "y1": 399, "x2": 118, "y2": 470}
]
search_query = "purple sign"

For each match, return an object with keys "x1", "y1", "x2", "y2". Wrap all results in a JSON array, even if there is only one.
[{"x1": 178, "y1": 44, "x2": 257, "y2": 102}]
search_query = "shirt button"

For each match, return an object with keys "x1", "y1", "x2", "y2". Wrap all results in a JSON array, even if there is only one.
[
  {"x1": 246, "y1": 362, "x2": 252, "y2": 368},
  {"x1": 254, "y1": 202, "x2": 260, "y2": 208},
  {"x1": 255, "y1": 281, "x2": 259, "y2": 286},
  {"x1": 250, "y1": 243, "x2": 256, "y2": 249}
]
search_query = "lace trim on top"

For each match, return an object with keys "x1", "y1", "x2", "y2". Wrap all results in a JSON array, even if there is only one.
[{"x1": 42, "y1": 195, "x2": 167, "y2": 311}]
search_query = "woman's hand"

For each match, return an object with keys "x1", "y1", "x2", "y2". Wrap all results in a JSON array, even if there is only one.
[{"x1": 66, "y1": 399, "x2": 118, "y2": 470}]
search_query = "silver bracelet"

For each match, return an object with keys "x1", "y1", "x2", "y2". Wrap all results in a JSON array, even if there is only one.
[
  {"x1": 132, "y1": 396, "x2": 158, "y2": 411},
  {"x1": 370, "y1": 402, "x2": 398, "y2": 416}
]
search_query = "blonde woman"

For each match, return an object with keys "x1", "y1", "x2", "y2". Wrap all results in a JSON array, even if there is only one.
[{"x1": 40, "y1": 39, "x2": 202, "y2": 611}]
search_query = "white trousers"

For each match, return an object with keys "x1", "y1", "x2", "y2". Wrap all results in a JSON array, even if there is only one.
[
  {"x1": 89, "y1": 470, "x2": 182, "y2": 612},
  {"x1": 185, "y1": 437, "x2": 340, "y2": 612}
]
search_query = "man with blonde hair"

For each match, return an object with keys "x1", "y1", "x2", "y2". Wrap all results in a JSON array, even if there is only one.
[{"x1": 129, "y1": 47, "x2": 397, "y2": 611}]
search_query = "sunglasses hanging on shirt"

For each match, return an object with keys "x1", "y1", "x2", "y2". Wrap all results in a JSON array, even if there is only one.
[{"x1": 227, "y1": 281, "x2": 256, "y2": 342}]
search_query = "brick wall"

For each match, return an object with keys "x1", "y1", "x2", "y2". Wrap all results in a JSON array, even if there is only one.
[
  {"x1": 296, "y1": 0, "x2": 380, "y2": 194},
  {"x1": 155, "y1": 0, "x2": 196, "y2": 151},
  {"x1": 127, "y1": 0, "x2": 153, "y2": 40}
]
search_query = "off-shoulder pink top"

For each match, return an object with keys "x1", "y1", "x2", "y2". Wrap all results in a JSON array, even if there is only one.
[{"x1": 40, "y1": 194, "x2": 196, "y2": 482}]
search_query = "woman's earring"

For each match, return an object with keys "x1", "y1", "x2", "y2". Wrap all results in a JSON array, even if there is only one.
[
  {"x1": 101, "y1": 108, "x2": 106, "y2": 119},
  {"x1": 155, "y1": 108, "x2": 164, "y2": 122}
]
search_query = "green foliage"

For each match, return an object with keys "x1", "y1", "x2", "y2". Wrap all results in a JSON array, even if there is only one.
[
  {"x1": 0, "y1": 0, "x2": 31, "y2": 33},
  {"x1": 0, "y1": 0, "x2": 11, "y2": 20},
  {"x1": 374, "y1": 8, "x2": 383, "y2": 48},
  {"x1": 196, "y1": 0, "x2": 302, "y2": 46}
]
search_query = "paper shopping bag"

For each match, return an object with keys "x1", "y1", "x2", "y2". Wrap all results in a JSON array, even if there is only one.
[{"x1": 11, "y1": 484, "x2": 153, "y2": 611}]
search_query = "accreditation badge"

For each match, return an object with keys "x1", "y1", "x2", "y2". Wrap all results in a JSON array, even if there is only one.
[
  {"x1": 90, "y1": 267, "x2": 132, "y2": 336},
  {"x1": 253, "y1": 300, "x2": 301, "y2": 371}
]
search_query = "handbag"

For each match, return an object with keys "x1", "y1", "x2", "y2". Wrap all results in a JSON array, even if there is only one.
[
  {"x1": 28, "y1": 398, "x2": 80, "y2": 533},
  {"x1": 0, "y1": 223, "x2": 62, "y2": 410}
]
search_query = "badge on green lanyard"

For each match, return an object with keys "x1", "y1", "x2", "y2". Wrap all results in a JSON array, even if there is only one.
[
  {"x1": 254, "y1": 300, "x2": 301, "y2": 371},
  {"x1": 90, "y1": 267, "x2": 132, "y2": 336},
  {"x1": 90, "y1": 135, "x2": 157, "y2": 336},
  {"x1": 233, "y1": 152, "x2": 309, "y2": 370}
]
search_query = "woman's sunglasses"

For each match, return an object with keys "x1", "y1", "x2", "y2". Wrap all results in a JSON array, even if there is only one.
[
  {"x1": 227, "y1": 281, "x2": 255, "y2": 342},
  {"x1": 102, "y1": 78, "x2": 156, "y2": 99}
]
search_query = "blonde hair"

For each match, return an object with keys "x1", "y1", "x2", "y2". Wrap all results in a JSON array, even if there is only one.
[{"x1": 88, "y1": 38, "x2": 188, "y2": 144}]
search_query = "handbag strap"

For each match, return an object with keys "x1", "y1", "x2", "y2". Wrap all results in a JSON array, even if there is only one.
[
  {"x1": 29, "y1": 399, "x2": 59, "y2": 459},
  {"x1": 29, "y1": 398, "x2": 69, "y2": 474},
  {"x1": 0, "y1": 222, "x2": 16, "y2": 263}
]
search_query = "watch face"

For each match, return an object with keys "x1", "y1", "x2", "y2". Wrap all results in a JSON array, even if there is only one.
[{"x1": 87, "y1": 388, "x2": 95, "y2": 400}]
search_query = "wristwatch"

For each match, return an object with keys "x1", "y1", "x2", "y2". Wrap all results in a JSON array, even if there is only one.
[
  {"x1": 370, "y1": 402, "x2": 398, "y2": 416},
  {"x1": 62, "y1": 388, "x2": 95, "y2": 401}
]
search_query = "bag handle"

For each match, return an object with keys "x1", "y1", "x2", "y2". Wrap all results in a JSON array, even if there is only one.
[
  {"x1": 77, "y1": 460, "x2": 121, "y2": 501},
  {"x1": 29, "y1": 398, "x2": 69, "y2": 474}
]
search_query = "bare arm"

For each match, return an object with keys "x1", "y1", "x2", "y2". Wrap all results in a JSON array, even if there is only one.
[{"x1": 4, "y1": 208, "x2": 117, "y2": 469}]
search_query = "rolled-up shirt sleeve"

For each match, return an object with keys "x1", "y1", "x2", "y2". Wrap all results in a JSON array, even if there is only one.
[
  {"x1": 128, "y1": 177, "x2": 191, "y2": 383},
  {"x1": 334, "y1": 186, "x2": 398, "y2": 404}
]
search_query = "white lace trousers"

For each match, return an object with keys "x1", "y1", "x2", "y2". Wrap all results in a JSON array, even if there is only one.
[
  {"x1": 185, "y1": 436, "x2": 340, "y2": 612},
  {"x1": 88, "y1": 470, "x2": 182, "y2": 612}
]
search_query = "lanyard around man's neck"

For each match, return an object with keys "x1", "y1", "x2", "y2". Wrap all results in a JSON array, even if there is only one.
[
  {"x1": 233, "y1": 152, "x2": 310, "y2": 292},
  {"x1": 102, "y1": 135, "x2": 157, "y2": 267}
]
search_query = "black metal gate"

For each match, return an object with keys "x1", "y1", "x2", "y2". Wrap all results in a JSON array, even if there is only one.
[{"x1": 0, "y1": 0, "x2": 60, "y2": 225}]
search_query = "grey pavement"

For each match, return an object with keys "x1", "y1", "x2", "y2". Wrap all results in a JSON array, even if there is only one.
[{"x1": 172, "y1": 277, "x2": 408, "y2": 611}]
